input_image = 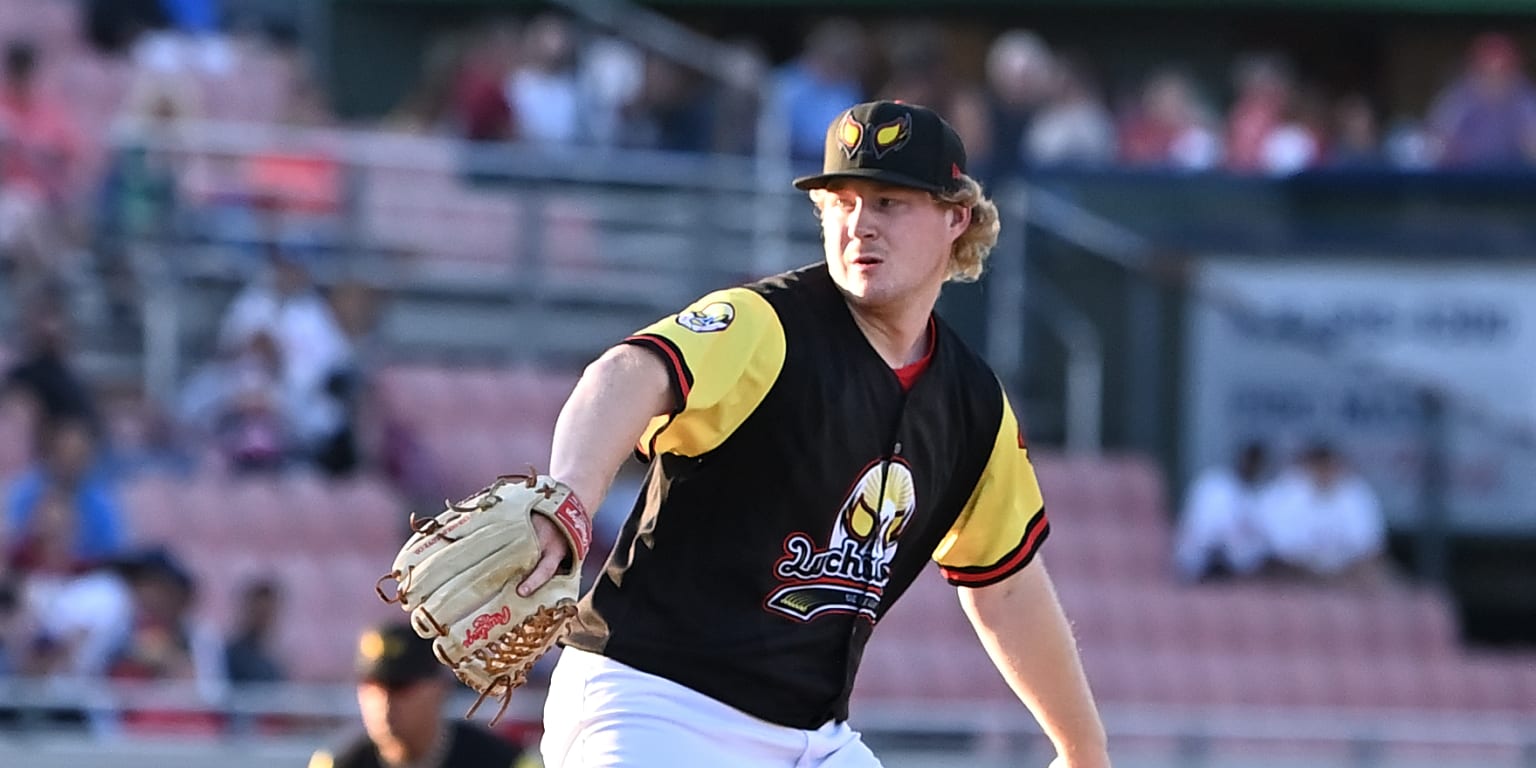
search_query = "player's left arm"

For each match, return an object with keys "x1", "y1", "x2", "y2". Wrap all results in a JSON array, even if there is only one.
[
  {"x1": 960, "y1": 561, "x2": 1109, "y2": 768},
  {"x1": 933, "y1": 386, "x2": 1108, "y2": 767}
]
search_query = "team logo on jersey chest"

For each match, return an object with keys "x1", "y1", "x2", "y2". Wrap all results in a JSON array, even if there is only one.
[
  {"x1": 675, "y1": 301, "x2": 734, "y2": 333},
  {"x1": 765, "y1": 459, "x2": 916, "y2": 622}
]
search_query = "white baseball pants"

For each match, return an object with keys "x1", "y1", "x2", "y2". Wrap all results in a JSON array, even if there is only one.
[{"x1": 541, "y1": 647, "x2": 883, "y2": 768}]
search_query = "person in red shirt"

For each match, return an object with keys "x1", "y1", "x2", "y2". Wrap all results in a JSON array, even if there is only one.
[
  {"x1": 0, "y1": 40, "x2": 85, "y2": 284},
  {"x1": 0, "y1": 40, "x2": 84, "y2": 207}
]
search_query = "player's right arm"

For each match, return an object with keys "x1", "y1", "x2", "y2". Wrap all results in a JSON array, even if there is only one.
[
  {"x1": 518, "y1": 286, "x2": 784, "y2": 595},
  {"x1": 549, "y1": 344, "x2": 674, "y2": 516},
  {"x1": 517, "y1": 344, "x2": 673, "y2": 595}
]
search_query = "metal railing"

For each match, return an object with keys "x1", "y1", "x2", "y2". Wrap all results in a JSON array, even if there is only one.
[{"x1": 101, "y1": 118, "x2": 819, "y2": 400}]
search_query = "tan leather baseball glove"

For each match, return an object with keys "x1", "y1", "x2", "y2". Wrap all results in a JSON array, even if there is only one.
[{"x1": 376, "y1": 472, "x2": 591, "y2": 722}]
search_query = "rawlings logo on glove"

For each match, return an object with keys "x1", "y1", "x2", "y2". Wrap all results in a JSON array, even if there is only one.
[
  {"x1": 466, "y1": 608, "x2": 512, "y2": 644},
  {"x1": 376, "y1": 472, "x2": 590, "y2": 723}
]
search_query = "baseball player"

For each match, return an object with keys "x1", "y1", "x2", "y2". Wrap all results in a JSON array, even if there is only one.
[
  {"x1": 309, "y1": 622, "x2": 532, "y2": 768},
  {"x1": 517, "y1": 100, "x2": 1108, "y2": 767}
]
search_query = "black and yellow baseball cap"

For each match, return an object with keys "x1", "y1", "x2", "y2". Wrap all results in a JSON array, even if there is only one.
[
  {"x1": 355, "y1": 622, "x2": 442, "y2": 687},
  {"x1": 793, "y1": 100, "x2": 968, "y2": 195}
]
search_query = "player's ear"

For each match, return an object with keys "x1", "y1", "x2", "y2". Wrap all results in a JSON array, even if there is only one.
[{"x1": 949, "y1": 204, "x2": 971, "y2": 231}]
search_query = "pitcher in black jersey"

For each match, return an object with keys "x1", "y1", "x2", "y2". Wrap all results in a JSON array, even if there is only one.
[{"x1": 513, "y1": 100, "x2": 1109, "y2": 768}]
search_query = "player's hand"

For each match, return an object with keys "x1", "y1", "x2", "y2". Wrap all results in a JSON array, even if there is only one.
[{"x1": 517, "y1": 514, "x2": 572, "y2": 597}]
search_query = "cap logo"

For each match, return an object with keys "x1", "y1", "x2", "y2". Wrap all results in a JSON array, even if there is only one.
[
  {"x1": 838, "y1": 113, "x2": 863, "y2": 159},
  {"x1": 871, "y1": 115, "x2": 912, "y2": 158},
  {"x1": 359, "y1": 630, "x2": 387, "y2": 661}
]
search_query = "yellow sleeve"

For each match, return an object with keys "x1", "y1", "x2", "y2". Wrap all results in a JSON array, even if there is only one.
[
  {"x1": 932, "y1": 388, "x2": 1050, "y2": 587},
  {"x1": 307, "y1": 751, "x2": 334, "y2": 768},
  {"x1": 621, "y1": 287, "x2": 786, "y2": 459}
]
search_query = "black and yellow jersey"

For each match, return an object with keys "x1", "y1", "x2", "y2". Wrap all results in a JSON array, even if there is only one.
[{"x1": 563, "y1": 263, "x2": 1049, "y2": 730}]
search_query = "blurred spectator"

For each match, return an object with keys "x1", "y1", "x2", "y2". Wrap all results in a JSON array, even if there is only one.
[
  {"x1": 1174, "y1": 440, "x2": 1272, "y2": 582},
  {"x1": 314, "y1": 280, "x2": 385, "y2": 476},
  {"x1": 874, "y1": 23, "x2": 988, "y2": 163},
  {"x1": 178, "y1": 329, "x2": 288, "y2": 473},
  {"x1": 1225, "y1": 53, "x2": 1295, "y2": 173},
  {"x1": 131, "y1": 8, "x2": 234, "y2": 78},
  {"x1": 709, "y1": 39, "x2": 770, "y2": 155},
  {"x1": 5, "y1": 415, "x2": 124, "y2": 576},
  {"x1": 223, "y1": 577, "x2": 285, "y2": 684},
  {"x1": 106, "y1": 547, "x2": 225, "y2": 694},
  {"x1": 1427, "y1": 32, "x2": 1536, "y2": 168},
  {"x1": 271, "y1": 33, "x2": 337, "y2": 128},
  {"x1": 23, "y1": 557, "x2": 133, "y2": 678},
  {"x1": 84, "y1": 0, "x2": 169, "y2": 55},
  {"x1": 1328, "y1": 92, "x2": 1387, "y2": 168},
  {"x1": 0, "y1": 40, "x2": 85, "y2": 283},
  {"x1": 1257, "y1": 440, "x2": 1390, "y2": 585},
  {"x1": 97, "y1": 71, "x2": 203, "y2": 331},
  {"x1": 1027, "y1": 53, "x2": 1117, "y2": 168},
  {"x1": 774, "y1": 18, "x2": 868, "y2": 161},
  {"x1": 1384, "y1": 115, "x2": 1435, "y2": 169},
  {"x1": 161, "y1": 0, "x2": 222, "y2": 35},
  {"x1": 973, "y1": 29, "x2": 1055, "y2": 183},
  {"x1": 625, "y1": 53, "x2": 713, "y2": 153},
  {"x1": 581, "y1": 36, "x2": 645, "y2": 148},
  {"x1": 1258, "y1": 86, "x2": 1327, "y2": 175},
  {"x1": 507, "y1": 13, "x2": 584, "y2": 146},
  {"x1": 388, "y1": 31, "x2": 472, "y2": 136},
  {"x1": 216, "y1": 246, "x2": 352, "y2": 470},
  {"x1": 309, "y1": 622, "x2": 527, "y2": 768},
  {"x1": 1119, "y1": 67, "x2": 1222, "y2": 170},
  {"x1": 2, "y1": 283, "x2": 100, "y2": 434},
  {"x1": 453, "y1": 22, "x2": 520, "y2": 142},
  {"x1": 103, "y1": 395, "x2": 196, "y2": 479},
  {"x1": 0, "y1": 576, "x2": 28, "y2": 674},
  {"x1": 330, "y1": 280, "x2": 384, "y2": 370},
  {"x1": 0, "y1": 40, "x2": 83, "y2": 205},
  {"x1": 5, "y1": 418, "x2": 131, "y2": 680},
  {"x1": 391, "y1": 25, "x2": 518, "y2": 140},
  {"x1": 103, "y1": 71, "x2": 201, "y2": 241}
]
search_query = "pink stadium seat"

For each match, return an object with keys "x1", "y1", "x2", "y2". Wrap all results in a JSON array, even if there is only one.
[
  {"x1": 1033, "y1": 454, "x2": 1116, "y2": 521},
  {"x1": 122, "y1": 473, "x2": 179, "y2": 545},
  {"x1": 226, "y1": 478, "x2": 291, "y2": 547},
  {"x1": 1373, "y1": 590, "x2": 1460, "y2": 658},
  {"x1": 854, "y1": 636, "x2": 1015, "y2": 705},
  {"x1": 874, "y1": 568, "x2": 973, "y2": 642},
  {"x1": 336, "y1": 476, "x2": 408, "y2": 553},
  {"x1": 1033, "y1": 453, "x2": 1175, "y2": 532},
  {"x1": 375, "y1": 365, "x2": 456, "y2": 428},
  {"x1": 1109, "y1": 455, "x2": 1170, "y2": 524}
]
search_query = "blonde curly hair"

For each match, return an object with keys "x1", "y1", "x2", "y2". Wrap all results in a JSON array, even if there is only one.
[
  {"x1": 809, "y1": 173, "x2": 1000, "y2": 283},
  {"x1": 935, "y1": 174, "x2": 999, "y2": 283}
]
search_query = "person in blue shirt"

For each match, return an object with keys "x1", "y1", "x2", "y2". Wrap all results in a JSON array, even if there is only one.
[{"x1": 5, "y1": 415, "x2": 124, "y2": 574}]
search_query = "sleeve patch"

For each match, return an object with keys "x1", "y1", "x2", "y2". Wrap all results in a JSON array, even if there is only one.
[{"x1": 675, "y1": 301, "x2": 735, "y2": 333}]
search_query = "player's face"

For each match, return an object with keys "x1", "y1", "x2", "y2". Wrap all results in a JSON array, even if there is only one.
[
  {"x1": 819, "y1": 180, "x2": 969, "y2": 309},
  {"x1": 357, "y1": 679, "x2": 445, "y2": 758}
]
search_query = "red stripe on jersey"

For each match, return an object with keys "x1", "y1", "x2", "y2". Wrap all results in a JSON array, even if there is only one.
[
  {"x1": 940, "y1": 511, "x2": 1050, "y2": 587},
  {"x1": 623, "y1": 334, "x2": 691, "y2": 400}
]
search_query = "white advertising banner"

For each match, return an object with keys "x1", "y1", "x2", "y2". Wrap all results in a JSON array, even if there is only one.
[{"x1": 1184, "y1": 259, "x2": 1536, "y2": 533}]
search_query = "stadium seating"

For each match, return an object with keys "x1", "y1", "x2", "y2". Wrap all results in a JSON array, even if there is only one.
[
  {"x1": 372, "y1": 363, "x2": 577, "y2": 493},
  {"x1": 122, "y1": 468, "x2": 407, "y2": 681},
  {"x1": 855, "y1": 451, "x2": 1536, "y2": 723},
  {"x1": 109, "y1": 367, "x2": 1536, "y2": 706}
]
